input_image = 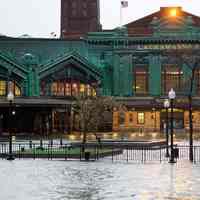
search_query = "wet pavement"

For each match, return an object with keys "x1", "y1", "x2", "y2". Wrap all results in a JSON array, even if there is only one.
[{"x1": 0, "y1": 159, "x2": 200, "y2": 200}]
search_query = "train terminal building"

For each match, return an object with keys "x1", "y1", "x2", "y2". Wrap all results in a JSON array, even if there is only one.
[{"x1": 1, "y1": 2, "x2": 200, "y2": 136}]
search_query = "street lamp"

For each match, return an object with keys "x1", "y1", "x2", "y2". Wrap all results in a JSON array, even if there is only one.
[
  {"x1": 164, "y1": 99, "x2": 170, "y2": 157},
  {"x1": 7, "y1": 88, "x2": 15, "y2": 160},
  {"x1": 168, "y1": 88, "x2": 176, "y2": 163}
]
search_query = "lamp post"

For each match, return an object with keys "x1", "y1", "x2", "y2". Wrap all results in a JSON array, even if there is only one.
[
  {"x1": 189, "y1": 94, "x2": 193, "y2": 162},
  {"x1": 164, "y1": 99, "x2": 170, "y2": 157},
  {"x1": 7, "y1": 88, "x2": 15, "y2": 160},
  {"x1": 168, "y1": 88, "x2": 176, "y2": 163}
]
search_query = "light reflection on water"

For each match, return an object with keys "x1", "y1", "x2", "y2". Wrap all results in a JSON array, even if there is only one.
[{"x1": 0, "y1": 160, "x2": 200, "y2": 200}]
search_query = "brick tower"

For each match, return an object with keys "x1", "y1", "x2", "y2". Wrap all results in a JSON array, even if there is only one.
[{"x1": 61, "y1": 0, "x2": 102, "y2": 38}]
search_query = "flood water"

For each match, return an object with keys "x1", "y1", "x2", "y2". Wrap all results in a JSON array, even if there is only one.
[{"x1": 0, "y1": 159, "x2": 200, "y2": 200}]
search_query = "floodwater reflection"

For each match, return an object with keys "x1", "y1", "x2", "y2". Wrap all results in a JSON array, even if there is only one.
[{"x1": 0, "y1": 160, "x2": 200, "y2": 200}]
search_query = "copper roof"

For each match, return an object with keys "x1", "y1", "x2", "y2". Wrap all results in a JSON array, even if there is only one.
[{"x1": 125, "y1": 7, "x2": 200, "y2": 37}]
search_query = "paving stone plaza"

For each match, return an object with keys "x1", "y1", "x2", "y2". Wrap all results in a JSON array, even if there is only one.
[{"x1": 0, "y1": 159, "x2": 200, "y2": 200}]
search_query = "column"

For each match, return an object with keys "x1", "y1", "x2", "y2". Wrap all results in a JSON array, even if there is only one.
[
  {"x1": 113, "y1": 53, "x2": 133, "y2": 96},
  {"x1": 182, "y1": 63, "x2": 195, "y2": 95},
  {"x1": 101, "y1": 58, "x2": 113, "y2": 96},
  {"x1": 121, "y1": 54, "x2": 133, "y2": 96},
  {"x1": 149, "y1": 54, "x2": 162, "y2": 96},
  {"x1": 113, "y1": 53, "x2": 120, "y2": 96}
]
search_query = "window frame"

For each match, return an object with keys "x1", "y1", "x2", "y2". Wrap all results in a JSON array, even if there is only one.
[
  {"x1": 134, "y1": 65, "x2": 149, "y2": 95},
  {"x1": 137, "y1": 112, "x2": 145, "y2": 124}
]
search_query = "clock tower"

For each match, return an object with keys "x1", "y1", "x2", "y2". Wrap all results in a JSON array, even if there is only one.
[{"x1": 61, "y1": 0, "x2": 102, "y2": 38}]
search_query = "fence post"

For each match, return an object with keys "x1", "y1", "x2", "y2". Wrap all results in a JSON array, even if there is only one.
[
  {"x1": 18, "y1": 144, "x2": 21, "y2": 159},
  {"x1": 79, "y1": 145, "x2": 82, "y2": 161},
  {"x1": 112, "y1": 147, "x2": 114, "y2": 162},
  {"x1": 1, "y1": 144, "x2": 3, "y2": 159},
  {"x1": 160, "y1": 146, "x2": 162, "y2": 163},
  {"x1": 60, "y1": 138, "x2": 63, "y2": 147},
  {"x1": 29, "y1": 140, "x2": 32, "y2": 149},
  {"x1": 97, "y1": 145, "x2": 100, "y2": 160},
  {"x1": 47, "y1": 144, "x2": 50, "y2": 160},
  {"x1": 4, "y1": 144, "x2": 6, "y2": 159},
  {"x1": 144, "y1": 147, "x2": 146, "y2": 163},
  {"x1": 4, "y1": 143, "x2": 6, "y2": 159},
  {"x1": 40, "y1": 139, "x2": 43, "y2": 148},
  {"x1": 193, "y1": 146, "x2": 196, "y2": 164},
  {"x1": 64, "y1": 145, "x2": 67, "y2": 160},
  {"x1": 141, "y1": 147, "x2": 144, "y2": 163},
  {"x1": 50, "y1": 142, "x2": 53, "y2": 160},
  {"x1": 33, "y1": 144, "x2": 36, "y2": 159},
  {"x1": 126, "y1": 147, "x2": 129, "y2": 162}
]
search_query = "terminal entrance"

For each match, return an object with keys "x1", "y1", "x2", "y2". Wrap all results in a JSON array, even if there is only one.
[{"x1": 0, "y1": 106, "x2": 70, "y2": 137}]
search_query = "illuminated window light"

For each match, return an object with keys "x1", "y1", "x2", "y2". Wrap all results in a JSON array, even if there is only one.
[
  {"x1": 152, "y1": 132, "x2": 157, "y2": 138},
  {"x1": 69, "y1": 134, "x2": 76, "y2": 140},
  {"x1": 113, "y1": 133, "x2": 118, "y2": 137},
  {"x1": 80, "y1": 84, "x2": 85, "y2": 92},
  {"x1": 131, "y1": 133, "x2": 135, "y2": 137},
  {"x1": 73, "y1": 83, "x2": 77, "y2": 88}
]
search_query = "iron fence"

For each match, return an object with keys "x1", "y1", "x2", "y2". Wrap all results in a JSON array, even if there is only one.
[{"x1": 0, "y1": 141, "x2": 200, "y2": 163}]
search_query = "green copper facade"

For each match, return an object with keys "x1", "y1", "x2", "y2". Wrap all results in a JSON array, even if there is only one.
[
  {"x1": 1, "y1": 26, "x2": 200, "y2": 99},
  {"x1": 1, "y1": 6, "x2": 200, "y2": 134}
]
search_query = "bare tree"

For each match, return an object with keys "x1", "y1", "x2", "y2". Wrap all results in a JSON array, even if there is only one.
[
  {"x1": 181, "y1": 50, "x2": 200, "y2": 162},
  {"x1": 72, "y1": 95, "x2": 118, "y2": 154}
]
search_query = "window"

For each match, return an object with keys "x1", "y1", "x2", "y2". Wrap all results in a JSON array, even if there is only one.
[
  {"x1": 129, "y1": 113, "x2": 133, "y2": 123},
  {"x1": 0, "y1": 80, "x2": 21, "y2": 96},
  {"x1": 51, "y1": 82, "x2": 58, "y2": 96},
  {"x1": 58, "y1": 82, "x2": 65, "y2": 96},
  {"x1": 134, "y1": 66, "x2": 148, "y2": 95},
  {"x1": 137, "y1": 112, "x2": 145, "y2": 124},
  {"x1": 65, "y1": 83, "x2": 71, "y2": 96},
  {"x1": 80, "y1": 84, "x2": 85, "y2": 95},
  {"x1": 0, "y1": 80, "x2": 6, "y2": 96},
  {"x1": 10, "y1": 82, "x2": 21, "y2": 96},
  {"x1": 162, "y1": 64, "x2": 183, "y2": 95},
  {"x1": 92, "y1": 88, "x2": 96, "y2": 97},
  {"x1": 119, "y1": 112, "x2": 125, "y2": 126},
  {"x1": 72, "y1": 83, "x2": 78, "y2": 96},
  {"x1": 47, "y1": 81, "x2": 96, "y2": 97},
  {"x1": 15, "y1": 85, "x2": 21, "y2": 96},
  {"x1": 86, "y1": 84, "x2": 91, "y2": 96}
]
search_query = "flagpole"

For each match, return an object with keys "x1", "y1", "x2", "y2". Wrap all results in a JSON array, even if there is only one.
[
  {"x1": 120, "y1": 1, "x2": 128, "y2": 27},
  {"x1": 120, "y1": 2, "x2": 122, "y2": 27}
]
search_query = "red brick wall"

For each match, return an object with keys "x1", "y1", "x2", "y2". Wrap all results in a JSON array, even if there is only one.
[{"x1": 61, "y1": 0, "x2": 101, "y2": 38}]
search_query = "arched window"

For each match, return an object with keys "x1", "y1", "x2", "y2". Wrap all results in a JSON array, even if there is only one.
[{"x1": 0, "y1": 80, "x2": 21, "y2": 96}]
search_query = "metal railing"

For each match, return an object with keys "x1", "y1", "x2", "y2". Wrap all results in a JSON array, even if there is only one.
[
  {"x1": 0, "y1": 142, "x2": 121, "y2": 161},
  {"x1": 0, "y1": 141, "x2": 200, "y2": 163}
]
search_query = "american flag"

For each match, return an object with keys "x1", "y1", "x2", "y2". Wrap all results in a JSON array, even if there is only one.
[
  {"x1": 50, "y1": 32, "x2": 57, "y2": 38},
  {"x1": 121, "y1": 1, "x2": 128, "y2": 8}
]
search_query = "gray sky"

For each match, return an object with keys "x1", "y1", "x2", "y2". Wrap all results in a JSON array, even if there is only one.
[{"x1": 0, "y1": 0, "x2": 200, "y2": 38}]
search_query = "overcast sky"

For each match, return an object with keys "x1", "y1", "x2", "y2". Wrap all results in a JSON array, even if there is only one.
[{"x1": 0, "y1": 0, "x2": 200, "y2": 38}]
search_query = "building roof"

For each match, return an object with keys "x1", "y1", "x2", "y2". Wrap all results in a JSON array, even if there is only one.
[{"x1": 125, "y1": 7, "x2": 200, "y2": 37}]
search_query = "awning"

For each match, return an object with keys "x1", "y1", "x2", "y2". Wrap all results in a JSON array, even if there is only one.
[{"x1": 0, "y1": 97, "x2": 72, "y2": 107}]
